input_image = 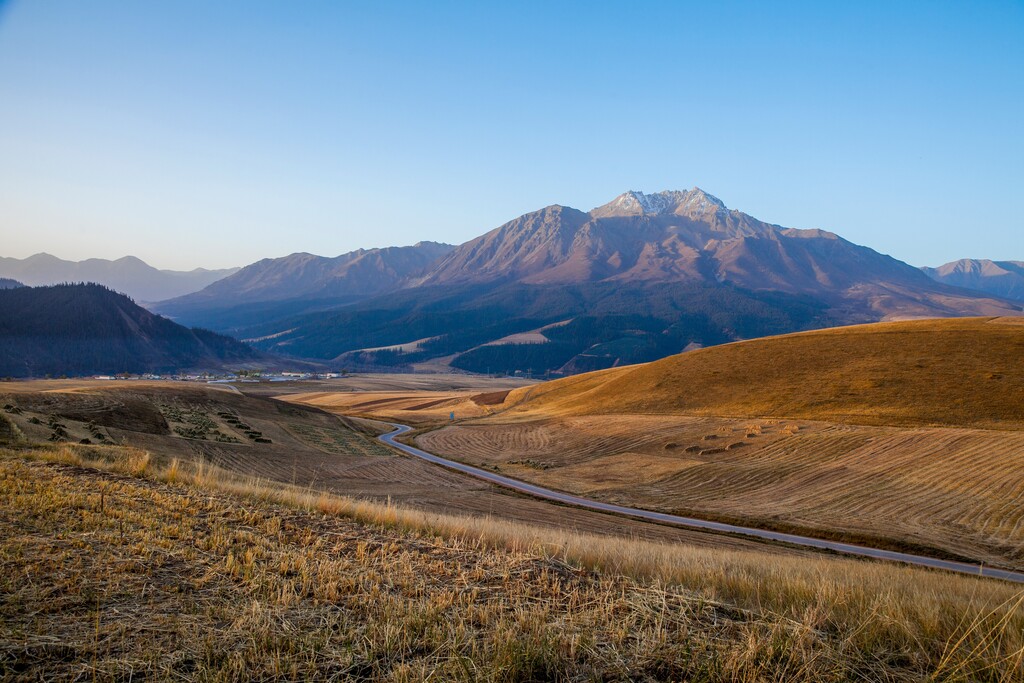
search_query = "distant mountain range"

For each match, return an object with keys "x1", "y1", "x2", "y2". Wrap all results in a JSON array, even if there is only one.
[
  {"x1": 0, "y1": 253, "x2": 239, "y2": 302},
  {"x1": 416, "y1": 189, "x2": 990, "y2": 314},
  {"x1": 151, "y1": 188, "x2": 1020, "y2": 376},
  {"x1": 154, "y1": 242, "x2": 454, "y2": 331},
  {"x1": 0, "y1": 284, "x2": 262, "y2": 378},
  {"x1": 922, "y1": 259, "x2": 1024, "y2": 304}
]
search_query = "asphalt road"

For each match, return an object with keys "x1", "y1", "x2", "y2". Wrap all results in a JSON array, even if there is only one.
[{"x1": 379, "y1": 422, "x2": 1024, "y2": 583}]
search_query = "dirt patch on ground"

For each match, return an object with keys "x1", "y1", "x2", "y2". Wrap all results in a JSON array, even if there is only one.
[
  {"x1": 472, "y1": 390, "x2": 511, "y2": 406},
  {"x1": 404, "y1": 397, "x2": 460, "y2": 411}
]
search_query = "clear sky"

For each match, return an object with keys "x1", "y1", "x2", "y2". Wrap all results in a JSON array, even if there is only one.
[{"x1": 1, "y1": 1, "x2": 1021, "y2": 270}]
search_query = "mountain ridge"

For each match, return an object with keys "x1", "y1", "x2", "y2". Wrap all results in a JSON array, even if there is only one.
[
  {"x1": 416, "y1": 188, "x2": 1014, "y2": 322},
  {"x1": 0, "y1": 283, "x2": 265, "y2": 378},
  {"x1": 154, "y1": 241, "x2": 455, "y2": 329},
  {"x1": 0, "y1": 253, "x2": 239, "y2": 302},
  {"x1": 922, "y1": 259, "x2": 1024, "y2": 304},
  {"x1": 148, "y1": 188, "x2": 1021, "y2": 375}
]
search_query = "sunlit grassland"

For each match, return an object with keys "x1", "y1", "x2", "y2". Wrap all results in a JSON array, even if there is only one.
[{"x1": 2, "y1": 440, "x2": 1023, "y2": 680}]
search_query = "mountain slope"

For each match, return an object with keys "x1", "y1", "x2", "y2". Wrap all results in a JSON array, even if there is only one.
[
  {"x1": 0, "y1": 278, "x2": 23, "y2": 289},
  {"x1": 0, "y1": 253, "x2": 238, "y2": 302},
  {"x1": 499, "y1": 317, "x2": 1024, "y2": 428},
  {"x1": 154, "y1": 241, "x2": 454, "y2": 330},
  {"x1": 0, "y1": 284, "x2": 262, "y2": 377},
  {"x1": 231, "y1": 189, "x2": 1018, "y2": 374},
  {"x1": 922, "y1": 259, "x2": 1024, "y2": 304},
  {"x1": 422, "y1": 189, "x2": 1015, "y2": 321},
  {"x1": 238, "y1": 279, "x2": 833, "y2": 373}
]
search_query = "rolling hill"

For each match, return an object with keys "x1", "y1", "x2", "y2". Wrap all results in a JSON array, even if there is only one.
[
  {"x1": 923, "y1": 259, "x2": 1024, "y2": 304},
  {"x1": 0, "y1": 278, "x2": 23, "y2": 289},
  {"x1": 0, "y1": 283, "x2": 263, "y2": 377},
  {"x1": 499, "y1": 316, "x2": 1024, "y2": 428},
  {"x1": 0, "y1": 253, "x2": 238, "y2": 302},
  {"x1": 413, "y1": 317, "x2": 1024, "y2": 570}
]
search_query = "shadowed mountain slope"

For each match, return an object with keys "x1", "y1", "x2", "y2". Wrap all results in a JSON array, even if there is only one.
[
  {"x1": 154, "y1": 241, "x2": 454, "y2": 330},
  {"x1": 153, "y1": 189, "x2": 1020, "y2": 375},
  {"x1": 0, "y1": 284, "x2": 262, "y2": 378}
]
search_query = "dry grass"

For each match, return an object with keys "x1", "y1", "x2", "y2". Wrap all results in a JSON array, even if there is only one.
[
  {"x1": 2, "y1": 382, "x2": 792, "y2": 553},
  {"x1": 502, "y1": 317, "x2": 1024, "y2": 429},
  {"x1": 405, "y1": 317, "x2": 1024, "y2": 571},
  {"x1": 281, "y1": 390, "x2": 508, "y2": 425},
  {"x1": 3, "y1": 440, "x2": 1024, "y2": 680},
  {"x1": 418, "y1": 416, "x2": 1024, "y2": 569}
]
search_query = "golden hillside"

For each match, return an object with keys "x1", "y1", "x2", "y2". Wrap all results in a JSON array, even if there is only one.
[{"x1": 504, "y1": 317, "x2": 1024, "y2": 428}]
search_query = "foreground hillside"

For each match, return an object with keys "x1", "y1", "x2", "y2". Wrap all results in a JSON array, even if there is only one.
[
  {"x1": 3, "y1": 379, "x2": 765, "y2": 550},
  {"x1": 502, "y1": 317, "x2": 1024, "y2": 429},
  {"x1": 411, "y1": 318, "x2": 1024, "y2": 571},
  {"x1": 0, "y1": 284, "x2": 261, "y2": 378},
  {"x1": 2, "y1": 440, "x2": 1023, "y2": 680}
]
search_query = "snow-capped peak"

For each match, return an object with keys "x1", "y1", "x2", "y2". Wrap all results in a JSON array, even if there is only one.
[{"x1": 592, "y1": 188, "x2": 727, "y2": 217}]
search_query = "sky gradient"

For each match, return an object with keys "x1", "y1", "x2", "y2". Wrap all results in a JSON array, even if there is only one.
[{"x1": 1, "y1": 1, "x2": 1021, "y2": 270}]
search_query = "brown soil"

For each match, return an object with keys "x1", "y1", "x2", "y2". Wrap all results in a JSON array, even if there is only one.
[{"x1": 472, "y1": 390, "x2": 512, "y2": 406}]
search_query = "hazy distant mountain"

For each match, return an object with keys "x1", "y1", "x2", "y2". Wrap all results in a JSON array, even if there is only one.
[
  {"x1": 922, "y1": 259, "x2": 1024, "y2": 304},
  {"x1": 153, "y1": 241, "x2": 454, "y2": 330},
  {"x1": 229, "y1": 189, "x2": 1018, "y2": 375},
  {"x1": 0, "y1": 284, "x2": 262, "y2": 378},
  {"x1": 0, "y1": 278, "x2": 23, "y2": 289},
  {"x1": 0, "y1": 253, "x2": 239, "y2": 302}
]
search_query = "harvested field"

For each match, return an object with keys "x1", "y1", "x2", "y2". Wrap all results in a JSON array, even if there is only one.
[
  {"x1": 282, "y1": 389, "x2": 506, "y2": 425},
  {"x1": 413, "y1": 319, "x2": 1024, "y2": 571},
  {"x1": 286, "y1": 422, "x2": 393, "y2": 457},
  {"x1": 419, "y1": 415, "x2": 1024, "y2": 570},
  {"x1": 238, "y1": 373, "x2": 535, "y2": 397},
  {"x1": 0, "y1": 380, "x2": 792, "y2": 553},
  {"x1": 4, "y1": 443, "x2": 1024, "y2": 681},
  {"x1": 473, "y1": 390, "x2": 512, "y2": 406}
]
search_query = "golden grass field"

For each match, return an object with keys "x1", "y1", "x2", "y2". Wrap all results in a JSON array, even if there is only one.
[
  {"x1": 499, "y1": 317, "x2": 1024, "y2": 428},
  {"x1": 0, "y1": 379, "x2": 788, "y2": 552},
  {"x1": 281, "y1": 387, "x2": 518, "y2": 426},
  {"x1": 3, "y1": 440, "x2": 1024, "y2": 680},
  {"x1": 4, "y1": 329, "x2": 1024, "y2": 678},
  {"x1": 406, "y1": 319, "x2": 1024, "y2": 570}
]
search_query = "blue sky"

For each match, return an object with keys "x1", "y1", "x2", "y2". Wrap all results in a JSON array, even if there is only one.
[{"x1": 0, "y1": 1, "x2": 1021, "y2": 270}]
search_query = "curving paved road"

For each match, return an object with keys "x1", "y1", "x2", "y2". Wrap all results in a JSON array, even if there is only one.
[{"x1": 378, "y1": 422, "x2": 1024, "y2": 583}]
